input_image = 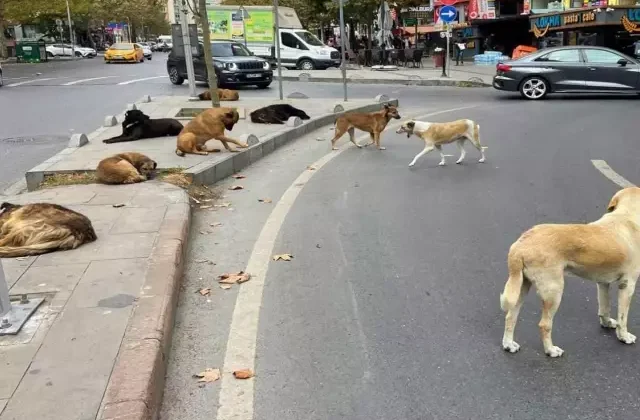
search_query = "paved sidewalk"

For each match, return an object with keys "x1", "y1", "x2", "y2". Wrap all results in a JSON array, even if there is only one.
[
  {"x1": 0, "y1": 181, "x2": 190, "y2": 420},
  {"x1": 275, "y1": 62, "x2": 497, "y2": 86}
]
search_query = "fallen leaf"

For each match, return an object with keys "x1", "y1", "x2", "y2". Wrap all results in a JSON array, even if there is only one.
[
  {"x1": 232, "y1": 174, "x2": 246, "y2": 179},
  {"x1": 199, "y1": 230, "x2": 211, "y2": 235},
  {"x1": 214, "y1": 203, "x2": 231, "y2": 208},
  {"x1": 219, "y1": 284, "x2": 232, "y2": 290},
  {"x1": 197, "y1": 288, "x2": 211, "y2": 296},
  {"x1": 200, "y1": 205, "x2": 212, "y2": 209},
  {"x1": 218, "y1": 271, "x2": 252, "y2": 284},
  {"x1": 193, "y1": 259, "x2": 210, "y2": 263},
  {"x1": 273, "y1": 254, "x2": 293, "y2": 261},
  {"x1": 258, "y1": 198, "x2": 272, "y2": 203},
  {"x1": 307, "y1": 166, "x2": 316, "y2": 171},
  {"x1": 233, "y1": 369, "x2": 254, "y2": 379},
  {"x1": 190, "y1": 196, "x2": 201, "y2": 204},
  {"x1": 14, "y1": 257, "x2": 28, "y2": 261},
  {"x1": 193, "y1": 368, "x2": 221, "y2": 383},
  {"x1": 228, "y1": 185, "x2": 244, "y2": 191},
  {"x1": 112, "y1": 203, "x2": 126, "y2": 208},
  {"x1": 210, "y1": 222, "x2": 223, "y2": 227}
]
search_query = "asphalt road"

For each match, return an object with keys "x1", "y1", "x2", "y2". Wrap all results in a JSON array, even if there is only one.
[{"x1": 0, "y1": 54, "x2": 499, "y2": 192}]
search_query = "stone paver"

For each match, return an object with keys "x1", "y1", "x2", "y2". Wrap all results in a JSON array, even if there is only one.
[{"x1": 0, "y1": 181, "x2": 190, "y2": 420}]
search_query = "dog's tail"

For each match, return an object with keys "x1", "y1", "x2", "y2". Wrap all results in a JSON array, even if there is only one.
[
  {"x1": 197, "y1": 91, "x2": 208, "y2": 100},
  {"x1": 500, "y1": 249, "x2": 525, "y2": 313}
]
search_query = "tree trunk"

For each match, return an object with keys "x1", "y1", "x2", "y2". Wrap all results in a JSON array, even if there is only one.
[
  {"x1": 198, "y1": 0, "x2": 219, "y2": 107},
  {"x1": 0, "y1": 0, "x2": 7, "y2": 59}
]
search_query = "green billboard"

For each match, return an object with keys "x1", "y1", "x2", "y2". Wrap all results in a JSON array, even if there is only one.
[{"x1": 206, "y1": 8, "x2": 274, "y2": 43}]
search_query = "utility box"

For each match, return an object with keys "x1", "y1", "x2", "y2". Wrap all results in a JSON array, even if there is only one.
[{"x1": 16, "y1": 40, "x2": 47, "y2": 63}]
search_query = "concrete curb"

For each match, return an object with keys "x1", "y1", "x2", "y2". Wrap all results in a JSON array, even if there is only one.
[
  {"x1": 184, "y1": 99, "x2": 399, "y2": 185},
  {"x1": 98, "y1": 199, "x2": 191, "y2": 420},
  {"x1": 274, "y1": 75, "x2": 490, "y2": 88}
]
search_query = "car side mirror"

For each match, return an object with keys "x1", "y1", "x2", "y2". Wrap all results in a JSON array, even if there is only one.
[
  {"x1": 618, "y1": 58, "x2": 628, "y2": 66},
  {"x1": 249, "y1": 51, "x2": 254, "y2": 55}
]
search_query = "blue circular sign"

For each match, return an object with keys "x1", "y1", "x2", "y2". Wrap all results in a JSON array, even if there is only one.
[{"x1": 439, "y1": 5, "x2": 458, "y2": 23}]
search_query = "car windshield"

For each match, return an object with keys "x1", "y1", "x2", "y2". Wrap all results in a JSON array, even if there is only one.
[
  {"x1": 211, "y1": 43, "x2": 251, "y2": 57},
  {"x1": 111, "y1": 44, "x2": 133, "y2": 50},
  {"x1": 295, "y1": 31, "x2": 324, "y2": 46}
]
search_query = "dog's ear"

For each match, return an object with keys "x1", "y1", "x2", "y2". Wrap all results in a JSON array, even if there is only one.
[
  {"x1": 407, "y1": 121, "x2": 415, "y2": 129},
  {"x1": 152, "y1": 161, "x2": 158, "y2": 169},
  {"x1": 607, "y1": 194, "x2": 620, "y2": 213},
  {"x1": 383, "y1": 104, "x2": 390, "y2": 109}
]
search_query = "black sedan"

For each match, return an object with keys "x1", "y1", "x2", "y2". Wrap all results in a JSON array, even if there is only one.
[{"x1": 492, "y1": 46, "x2": 640, "y2": 100}]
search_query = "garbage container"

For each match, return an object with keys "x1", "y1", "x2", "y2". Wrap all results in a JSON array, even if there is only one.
[
  {"x1": 16, "y1": 40, "x2": 47, "y2": 63},
  {"x1": 434, "y1": 48, "x2": 445, "y2": 68}
]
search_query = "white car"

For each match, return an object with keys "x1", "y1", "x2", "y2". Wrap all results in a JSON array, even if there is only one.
[
  {"x1": 46, "y1": 44, "x2": 97, "y2": 58},
  {"x1": 139, "y1": 43, "x2": 153, "y2": 60}
]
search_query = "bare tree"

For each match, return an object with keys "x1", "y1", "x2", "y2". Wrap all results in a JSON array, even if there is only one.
[
  {"x1": 0, "y1": 0, "x2": 7, "y2": 59},
  {"x1": 187, "y1": 0, "x2": 219, "y2": 107}
]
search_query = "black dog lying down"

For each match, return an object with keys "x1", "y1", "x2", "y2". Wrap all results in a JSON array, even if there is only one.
[
  {"x1": 249, "y1": 104, "x2": 311, "y2": 125},
  {"x1": 103, "y1": 110, "x2": 184, "y2": 144}
]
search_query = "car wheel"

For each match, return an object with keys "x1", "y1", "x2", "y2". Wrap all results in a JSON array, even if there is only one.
[
  {"x1": 0, "y1": 72, "x2": 3, "y2": 87},
  {"x1": 256, "y1": 82, "x2": 271, "y2": 89},
  {"x1": 75, "y1": 51, "x2": 82, "y2": 57},
  {"x1": 46, "y1": 51, "x2": 54, "y2": 58},
  {"x1": 519, "y1": 76, "x2": 549, "y2": 100},
  {"x1": 168, "y1": 67, "x2": 185, "y2": 85},
  {"x1": 298, "y1": 59, "x2": 315, "y2": 70}
]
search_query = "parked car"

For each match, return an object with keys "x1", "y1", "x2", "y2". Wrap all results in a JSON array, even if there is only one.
[
  {"x1": 46, "y1": 44, "x2": 97, "y2": 58},
  {"x1": 104, "y1": 43, "x2": 145, "y2": 63},
  {"x1": 493, "y1": 45, "x2": 640, "y2": 100},
  {"x1": 167, "y1": 40, "x2": 272, "y2": 89},
  {"x1": 139, "y1": 42, "x2": 153, "y2": 60}
]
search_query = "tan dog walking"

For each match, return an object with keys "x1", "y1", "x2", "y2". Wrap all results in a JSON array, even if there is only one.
[
  {"x1": 500, "y1": 187, "x2": 640, "y2": 358},
  {"x1": 330, "y1": 104, "x2": 401, "y2": 151},
  {"x1": 176, "y1": 108, "x2": 246, "y2": 156}
]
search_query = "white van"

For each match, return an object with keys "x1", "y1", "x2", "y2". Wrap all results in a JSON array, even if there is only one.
[{"x1": 277, "y1": 28, "x2": 340, "y2": 70}]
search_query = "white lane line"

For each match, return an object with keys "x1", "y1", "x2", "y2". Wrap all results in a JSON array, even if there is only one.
[
  {"x1": 117, "y1": 75, "x2": 166, "y2": 85},
  {"x1": 591, "y1": 159, "x2": 635, "y2": 188},
  {"x1": 6, "y1": 78, "x2": 56, "y2": 87},
  {"x1": 215, "y1": 104, "x2": 479, "y2": 420},
  {"x1": 62, "y1": 76, "x2": 117, "y2": 86}
]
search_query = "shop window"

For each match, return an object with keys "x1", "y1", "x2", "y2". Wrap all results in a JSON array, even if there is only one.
[
  {"x1": 583, "y1": 49, "x2": 624, "y2": 63},
  {"x1": 536, "y1": 49, "x2": 581, "y2": 62}
]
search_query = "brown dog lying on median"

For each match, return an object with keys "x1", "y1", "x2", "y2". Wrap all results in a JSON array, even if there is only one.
[
  {"x1": 96, "y1": 152, "x2": 157, "y2": 184},
  {"x1": 198, "y1": 89, "x2": 240, "y2": 101},
  {"x1": 175, "y1": 108, "x2": 246, "y2": 156},
  {"x1": 330, "y1": 104, "x2": 401, "y2": 151},
  {"x1": 0, "y1": 202, "x2": 97, "y2": 257}
]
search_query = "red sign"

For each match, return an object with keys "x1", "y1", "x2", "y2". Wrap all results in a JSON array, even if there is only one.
[
  {"x1": 467, "y1": 0, "x2": 479, "y2": 19},
  {"x1": 435, "y1": 0, "x2": 465, "y2": 5}
]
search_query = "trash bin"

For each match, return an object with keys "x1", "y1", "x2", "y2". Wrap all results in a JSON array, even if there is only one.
[
  {"x1": 16, "y1": 40, "x2": 47, "y2": 63},
  {"x1": 434, "y1": 48, "x2": 445, "y2": 68}
]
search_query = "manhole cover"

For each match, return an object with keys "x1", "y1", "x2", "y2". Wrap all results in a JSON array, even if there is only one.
[{"x1": 0, "y1": 135, "x2": 68, "y2": 145}]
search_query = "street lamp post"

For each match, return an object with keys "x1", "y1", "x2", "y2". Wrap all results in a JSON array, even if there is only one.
[
  {"x1": 181, "y1": 0, "x2": 197, "y2": 98},
  {"x1": 338, "y1": 0, "x2": 348, "y2": 101},
  {"x1": 273, "y1": 0, "x2": 284, "y2": 100},
  {"x1": 65, "y1": 0, "x2": 76, "y2": 59},
  {"x1": 239, "y1": 6, "x2": 250, "y2": 47}
]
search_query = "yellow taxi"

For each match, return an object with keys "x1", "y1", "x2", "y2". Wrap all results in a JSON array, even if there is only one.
[{"x1": 104, "y1": 43, "x2": 144, "y2": 63}]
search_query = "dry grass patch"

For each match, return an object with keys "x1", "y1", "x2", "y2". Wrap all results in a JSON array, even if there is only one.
[
  {"x1": 156, "y1": 169, "x2": 220, "y2": 204},
  {"x1": 40, "y1": 172, "x2": 97, "y2": 189}
]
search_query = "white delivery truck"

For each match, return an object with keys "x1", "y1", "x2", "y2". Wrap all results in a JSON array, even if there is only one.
[{"x1": 206, "y1": 5, "x2": 341, "y2": 70}]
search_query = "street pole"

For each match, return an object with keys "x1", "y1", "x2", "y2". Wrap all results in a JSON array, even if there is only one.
[
  {"x1": 338, "y1": 0, "x2": 348, "y2": 101},
  {"x1": 273, "y1": 0, "x2": 284, "y2": 101},
  {"x1": 181, "y1": 1, "x2": 197, "y2": 98},
  {"x1": 65, "y1": 0, "x2": 75, "y2": 59},
  {"x1": 379, "y1": 0, "x2": 385, "y2": 61},
  {"x1": 240, "y1": 6, "x2": 247, "y2": 47},
  {"x1": 0, "y1": 261, "x2": 10, "y2": 319},
  {"x1": 446, "y1": 24, "x2": 451, "y2": 78}
]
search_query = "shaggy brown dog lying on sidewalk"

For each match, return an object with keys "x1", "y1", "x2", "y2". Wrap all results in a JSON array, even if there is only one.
[
  {"x1": 0, "y1": 202, "x2": 97, "y2": 257},
  {"x1": 96, "y1": 152, "x2": 157, "y2": 184},
  {"x1": 176, "y1": 108, "x2": 246, "y2": 156},
  {"x1": 198, "y1": 89, "x2": 240, "y2": 101},
  {"x1": 330, "y1": 104, "x2": 401, "y2": 151},
  {"x1": 103, "y1": 110, "x2": 183, "y2": 144}
]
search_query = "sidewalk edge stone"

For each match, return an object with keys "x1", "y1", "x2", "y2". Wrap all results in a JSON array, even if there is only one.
[
  {"x1": 274, "y1": 74, "x2": 490, "y2": 87},
  {"x1": 98, "y1": 199, "x2": 191, "y2": 420}
]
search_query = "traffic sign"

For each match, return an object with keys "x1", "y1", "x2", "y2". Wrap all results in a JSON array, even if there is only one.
[{"x1": 439, "y1": 5, "x2": 457, "y2": 23}]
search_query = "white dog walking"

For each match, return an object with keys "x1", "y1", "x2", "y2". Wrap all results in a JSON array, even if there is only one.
[{"x1": 396, "y1": 119, "x2": 487, "y2": 167}]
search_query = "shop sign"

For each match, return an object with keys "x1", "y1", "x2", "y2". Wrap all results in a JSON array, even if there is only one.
[
  {"x1": 531, "y1": 10, "x2": 596, "y2": 38},
  {"x1": 621, "y1": 9, "x2": 640, "y2": 33}
]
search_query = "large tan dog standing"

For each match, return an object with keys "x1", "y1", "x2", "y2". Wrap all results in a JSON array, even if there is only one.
[
  {"x1": 330, "y1": 104, "x2": 400, "y2": 151},
  {"x1": 500, "y1": 187, "x2": 640, "y2": 358},
  {"x1": 396, "y1": 119, "x2": 486, "y2": 167},
  {"x1": 176, "y1": 108, "x2": 246, "y2": 156}
]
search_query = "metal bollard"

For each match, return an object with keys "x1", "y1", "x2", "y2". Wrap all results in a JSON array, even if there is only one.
[
  {"x1": 0, "y1": 259, "x2": 10, "y2": 319},
  {"x1": 0, "y1": 259, "x2": 44, "y2": 335}
]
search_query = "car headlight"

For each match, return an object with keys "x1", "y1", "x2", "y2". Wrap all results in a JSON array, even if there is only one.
[
  {"x1": 226, "y1": 63, "x2": 238, "y2": 71},
  {"x1": 263, "y1": 61, "x2": 270, "y2": 70}
]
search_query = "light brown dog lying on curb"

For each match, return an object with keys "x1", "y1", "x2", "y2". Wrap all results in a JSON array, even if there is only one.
[
  {"x1": 396, "y1": 119, "x2": 487, "y2": 167},
  {"x1": 330, "y1": 104, "x2": 400, "y2": 151},
  {"x1": 198, "y1": 89, "x2": 240, "y2": 101},
  {"x1": 501, "y1": 187, "x2": 640, "y2": 358},
  {"x1": 96, "y1": 152, "x2": 157, "y2": 184},
  {"x1": 176, "y1": 108, "x2": 246, "y2": 156}
]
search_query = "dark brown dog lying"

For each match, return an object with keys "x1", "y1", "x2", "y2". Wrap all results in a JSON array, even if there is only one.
[
  {"x1": 198, "y1": 89, "x2": 240, "y2": 101},
  {"x1": 330, "y1": 104, "x2": 401, "y2": 151},
  {"x1": 0, "y1": 202, "x2": 97, "y2": 257},
  {"x1": 96, "y1": 152, "x2": 157, "y2": 184},
  {"x1": 176, "y1": 108, "x2": 246, "y2": 156},
  {"x1": 249, "y1": 104, "x2": 310, "y2": 124}
]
